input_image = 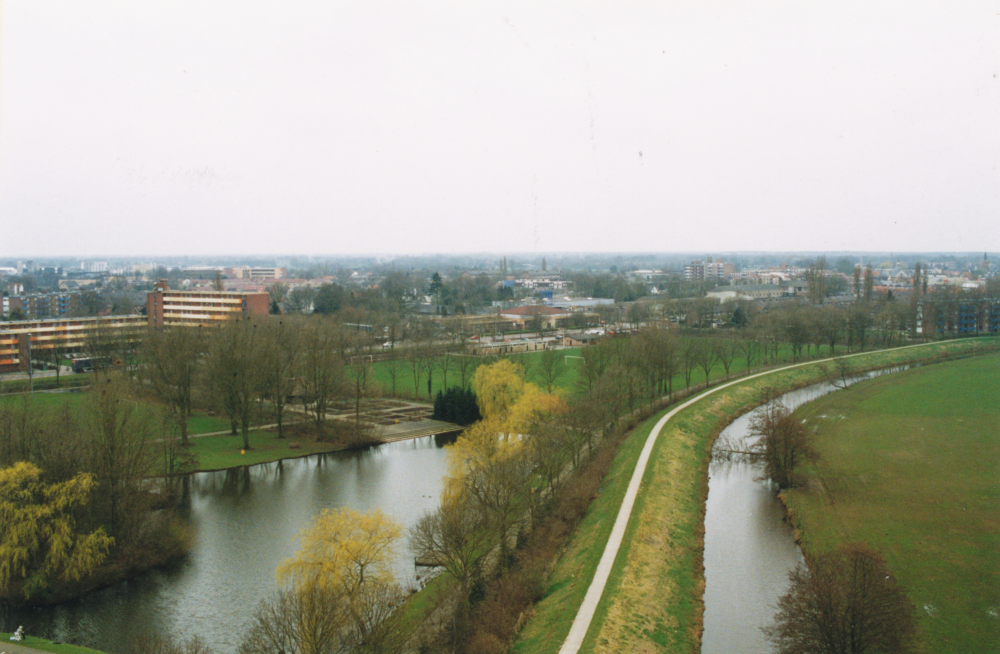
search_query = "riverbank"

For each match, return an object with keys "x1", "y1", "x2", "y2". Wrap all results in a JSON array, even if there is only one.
[
  {"x1": 784, "y1": 351, "x2": 1000, "y2": 654},
  {"x1": 513, "y1": 337, "x2": 999, "y2": 654},
  {"x1": 1, "y1": 512, "x2": 193, "y2": 609}
]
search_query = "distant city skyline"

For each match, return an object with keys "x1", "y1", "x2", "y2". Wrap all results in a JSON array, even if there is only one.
[{"x1": 2, "y1": 1, "x2": 997, "y2": 257}]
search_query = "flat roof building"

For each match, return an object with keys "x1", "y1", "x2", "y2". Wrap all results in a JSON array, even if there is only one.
[
  {"x1": 0, "y1": 315, "x2": 146, "y2": 373},
  {"x1": 147, "y1": 281, "x2": 270, "y2": 327}
]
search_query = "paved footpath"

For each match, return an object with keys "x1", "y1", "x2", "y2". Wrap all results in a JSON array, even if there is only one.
[
  {"x1": 557, "y1": 342, "x2": 939, "y2": 654},
  {"x1": 2, "y1": 642, "x2": 49, "y2": 654}
]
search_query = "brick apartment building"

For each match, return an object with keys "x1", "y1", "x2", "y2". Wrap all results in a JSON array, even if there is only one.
[{"x1": 146, "y1": 281, "x2": 270, "y2": 327}]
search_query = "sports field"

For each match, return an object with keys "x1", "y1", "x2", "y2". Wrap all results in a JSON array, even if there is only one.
[{"x1": 787, "y1": 351, "x2": 1000, "y2": 653}]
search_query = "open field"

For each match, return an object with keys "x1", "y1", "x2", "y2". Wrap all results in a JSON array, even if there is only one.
[
  {"x1": 513, "y1": 337, "x2": 999, "y2": 654},
  {"x1": 786, "y1": 351, "x2": 1000, "y2": 654},
  {"x1": 372, "y1": 338, "x2": 821, "y2": 402},
  {"x1": 0, "y1": 392, "x2": 241, "y2": 439}
]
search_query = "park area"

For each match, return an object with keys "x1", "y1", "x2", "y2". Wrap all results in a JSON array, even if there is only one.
[{"x1": 786, "y1": 351, "x2": 1000, "y2": 653}]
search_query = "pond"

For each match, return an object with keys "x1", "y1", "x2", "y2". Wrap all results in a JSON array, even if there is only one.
[{"x1": 2, "y1": 433, "x2": 456, "y2": 653}]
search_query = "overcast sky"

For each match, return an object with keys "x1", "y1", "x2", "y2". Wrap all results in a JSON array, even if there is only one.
[{"x1": 1, "y1": 1, "x2": 997, "y2": 258}]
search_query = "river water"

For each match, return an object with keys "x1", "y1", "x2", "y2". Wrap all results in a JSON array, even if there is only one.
[
  {"x1": 2, "y1": 433, "x2": 456, "y2": 653},
  {"x1": 701, "y1": 371, "x2": 900, "y2": 654}
]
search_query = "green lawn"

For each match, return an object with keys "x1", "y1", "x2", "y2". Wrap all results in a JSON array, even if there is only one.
[
  {"x1": 185, "y1": 412, "x2": 234, "y2": 435},
  {"x1": 186, "y1": 427, "x2": 343, "y2": 471},
  {"x1": 0, "y1": 633, "x2": 106, "y2": 654},
  {"x1": 787, "y1": 351, "x2": 1000, "y2": 654},
  {"x1": 0, "y1": 390, "x2": 89, "y2": 409}
]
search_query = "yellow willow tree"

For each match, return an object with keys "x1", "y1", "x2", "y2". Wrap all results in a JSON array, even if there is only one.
[
  {"x1": 0, "y1": 462, "x2": 114, "y2": 599},
  {"x1": 261, "y1": 508, "x2": 405, "y2": 654},
  {"x1": 443, "y1": 359, "x2": 561, "y2": 564}
]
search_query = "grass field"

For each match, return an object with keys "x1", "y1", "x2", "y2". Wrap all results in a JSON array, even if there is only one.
[
  {"x1": 0, "y1": 392, "x2": 242, "y2": 439},
  {"x1": 370, "y1": 347, "x2": 587, "y2": 399},
  {"x1": 786, "y1": 351, "x2": 1000, "y2": 654},
  {"x1": 513, "y1": 337, "x2": 1000, "y2": 654},
  {"x1": 371, "y1": 339, "x2": 819, "y2": 402},
  {"x1": 0, "y1": 632, "x2": 106, "y2": 654}
]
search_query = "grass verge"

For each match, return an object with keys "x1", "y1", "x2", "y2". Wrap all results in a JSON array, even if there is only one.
[
  {"x1": 0, "y1": 633, "x2": 107, "y2": 654},
  {"x1": 785, "y1": 351, "x2": 1000, "y2": 654}
]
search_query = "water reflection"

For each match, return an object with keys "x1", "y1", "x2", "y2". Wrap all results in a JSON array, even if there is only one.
[{"x1": 2, "y1": 433, "x2": 457, "y2": 654}]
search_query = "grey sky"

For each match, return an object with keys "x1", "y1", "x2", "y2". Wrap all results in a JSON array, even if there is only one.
[{"x1": 1, "y1": 1, "x2": 997, "y2": 258}]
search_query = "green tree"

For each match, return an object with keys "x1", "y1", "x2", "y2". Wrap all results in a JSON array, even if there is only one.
[
  {"x1": 0, "y1": 462, "x2": 114, "y2": 599},
  {"x1": 312, "y1": 283, "x2": 345, "y2": 315}
]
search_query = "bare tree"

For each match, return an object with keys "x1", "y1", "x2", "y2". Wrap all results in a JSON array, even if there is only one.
[
  {"x1": 205, "y1": 318, "x2": 269, "y2": 450},
  {"x1": 262, "y1": 317, "x2": 302, "y2": 439},
  {"x1": 735, "y1": 329, "x2": 763, "y2": 373},
  {"x1": 299, "y1": 318, "x2": 345, "y2": 433},
  {"x1": 141, "y1": 325, "x2": 205, "y2": 445},
  {"x1": 238, "y1": 585, "x2": 348, "y2": 654},
  {"x1": 692, "y1": 337, "x2": 720, "y2": 385},
  {"x1": 712, "y1": 336, "x2": 738, "y2": 380},
  {"x1": 680, "y1": 337, "x2": 700, "y2": 389},
  {"x1": 765, "y1": 543, "x2": 916, "y2": 654},
  {"x1": 716, "y1": 394, "x2": 813, "y2": 489},
  {"x1": 537, "y1": 347, "x2": 567, "y2": 393},
  {"x1": 84, "y1": 374, "x2": 158, "y2": 540},
  {"x1": 346, "y1": 353, "x2": 378, "y2": 442},
  {"x1": 410, "y1": 495, "x2": 490, "y2": 593}
]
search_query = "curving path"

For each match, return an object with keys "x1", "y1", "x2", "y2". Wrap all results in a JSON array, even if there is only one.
[{"x1": 557, "y1": 342, "x2": 942, "y2": 654}]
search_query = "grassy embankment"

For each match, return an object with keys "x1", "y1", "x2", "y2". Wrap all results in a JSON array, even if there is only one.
[
  {"x1": 512, "y1": 337, "x2": 999, "y2": 654},
  {"x1": 785, "y1": 351, "x2": 1000, "y2": 654},
  {"x1": 0, "y1": 633, "x2": 106, "y2": 654}
]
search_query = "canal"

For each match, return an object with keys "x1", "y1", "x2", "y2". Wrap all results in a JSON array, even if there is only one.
[{"x1": 701, "y1": 370, "x2": 900, "y2": 654}]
